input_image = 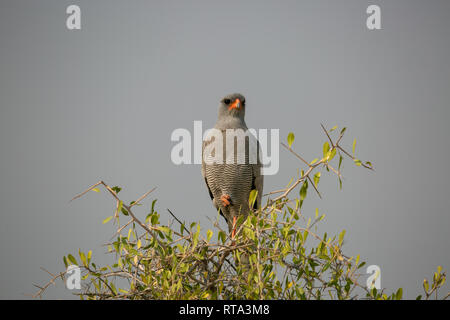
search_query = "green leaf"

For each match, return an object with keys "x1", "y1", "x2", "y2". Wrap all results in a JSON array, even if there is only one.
[
  {"x1": 248, "y1": 189, "x2": 258, "y2": 209},
  {"x1": 117, "y1": 199, "x2": 123, "y2": 211},
  {"x1": 354, "y1": 159, "x2": 362, "y2": 166},
  {"x1": 102, "y1": 216, "x2": 113, "y2": 224},
  {"x1": 300, "y1": 180, "x2": 308, "y2": 201},
  {"x1": 281, "y1": 242, "x2": 291, "y2": 256},
  {"x1": 111, "y1": 186, "x2": 122, "y2": 194},
  {"x1": 151, "y1": 199, "x2": 157, "y2": 214},
  {"x1": 218, "y1": 231, "x2": 226, "y2": 244},
  {"x1": 303, "y1": 230, "x2": 309, "y2": 242},
  {"x1": 244, "y1": 228, "x2": 255, "y2": 241},
  {"x1": 151, "y1": 213, "x2": 159, "y2": 225},
  {"x1": 323, "y1": 142, "x2": 330, "y2": 158},
  {"x1": 423, "y1": 279, "x2": 429, "y2": 292},
  {"x1": 338, "y1": 230, "x2": 346, "y2": 246},
  {"x1": 310, "y1": 158, "x2": 319, "y2": 165},
  {"x1": 287, "y1": 132, "x2": 295, "y2": 148},
  {"x1": 330, "y1": 125, "x2": 337, "y2": 132},
  {"x1": 328, "y1": 148, "x2": 336, "y2": 161},
  {"x1": 206, "y1": 229, "x2": 213, "y2": 242},
  {"x1": 180, "y1": 223, "x2": 185, "y2": 234},
  {"x1": 79, "y1": 250, "x2": 87, "y2": 266},
  {"x1": 159, "y1": 226, "x2": 171, "y2": 236},
  {"x1": 67, "y1": 254, "x2": 77, "y2": 265},
  {"x1": 121, "y1": 207, "x2": 129, "y2": 216},
  {"x1": 192, "y1": 224, "x2": 200, "y2": 249},
  {"x1": 395, "y1": 288, "x2": 403, "y2": 300},
  {"x1": 313, "y1": 172, "x2": 321, "y2": 187},
  {"x1": 340, "y1": 127, "x2": 347, "y2": 135},
  {"x1": 352, "y1": 139, "x2": 356, "y2": 155},
  {"x1": 92, "y1": 188, "x2": 100, "y2": 193}
]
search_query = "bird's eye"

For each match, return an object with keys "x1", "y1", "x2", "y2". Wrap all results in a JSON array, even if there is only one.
[
  {"x1": 242, "y1": 100, "x2": 245, "y2": 106},
  {"x1": 223, "y1": 99, "x2": 231, "y2": 105}
]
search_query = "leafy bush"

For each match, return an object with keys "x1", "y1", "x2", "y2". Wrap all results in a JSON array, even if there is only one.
[{"x1": 33, "y1": 125, "x2": 448, "y2": 300}]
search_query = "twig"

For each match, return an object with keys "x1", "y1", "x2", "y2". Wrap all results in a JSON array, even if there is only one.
[
  {"x1": 167, "y1": 208, "x2": 184, "y2": 228},
  {"x1": 131, "y1": 187, "x2": 157, "y2": 208},
  {"x1": 280, "y1": 142, "x2": 310, "y2": 167},
  {"x1": 321, "y1": 123, "x2": 334, "y2": 147},
  {"x1": 307, "y1": 176, "x2": 322, "y2": 199}
]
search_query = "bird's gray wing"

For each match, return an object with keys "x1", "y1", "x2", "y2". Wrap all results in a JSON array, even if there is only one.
[
  {"x1": 201, "y1": 140, "x2": 214, "y2": 201},
  {"x1": 251, "y1": 140, "x2": 264, "y2": 209},
  {"x1": 202, "y1": 138, "x2": 229, "y2": 222}
]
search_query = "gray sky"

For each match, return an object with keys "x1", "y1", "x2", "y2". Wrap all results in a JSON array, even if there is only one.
[{"x1": 0, "y1": 0, "x2": 449, "y2": 299}]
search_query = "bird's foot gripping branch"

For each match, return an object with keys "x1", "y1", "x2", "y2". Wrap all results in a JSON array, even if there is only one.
[{"x1": 33, "y1": 125, "x2": 448, "y2": 300}]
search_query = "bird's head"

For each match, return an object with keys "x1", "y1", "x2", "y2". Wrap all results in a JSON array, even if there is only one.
[{"x1": 219, "y1": 93, "x2": 246, "y2": 118}]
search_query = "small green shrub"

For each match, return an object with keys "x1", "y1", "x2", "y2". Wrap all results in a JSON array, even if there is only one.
[{"x1": 34, "y1": 125, "x2": 448, "y2": 300}]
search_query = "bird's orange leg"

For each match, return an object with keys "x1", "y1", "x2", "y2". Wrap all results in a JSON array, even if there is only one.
[{"x1": 220, "y1": 194, "x2": 231, "y2": 207}]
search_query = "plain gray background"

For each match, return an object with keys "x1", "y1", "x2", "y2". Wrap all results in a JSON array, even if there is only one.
[{"x1": 0, "y1": 0, "x2": 449, "y2": 299}]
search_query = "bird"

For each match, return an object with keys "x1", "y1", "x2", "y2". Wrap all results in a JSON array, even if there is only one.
[{"x1": 202, "y1": 93, "x2": 263, "y2": 239}]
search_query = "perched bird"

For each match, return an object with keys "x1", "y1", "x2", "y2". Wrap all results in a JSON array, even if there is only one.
[{"x1": 202, "y1": 93, "x2": 263, "y2": 238}]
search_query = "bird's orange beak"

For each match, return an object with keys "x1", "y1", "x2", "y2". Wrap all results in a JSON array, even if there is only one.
[{"x1": 228, "y1": 98, "x2": 241, "y2": 111}]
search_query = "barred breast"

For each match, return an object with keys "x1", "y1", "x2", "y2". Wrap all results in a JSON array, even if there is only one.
[{"x1": 203, "y1": 129, "x2": 259, "y2": 229}]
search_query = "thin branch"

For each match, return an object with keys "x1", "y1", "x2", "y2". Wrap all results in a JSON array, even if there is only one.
[
  {"x1": 131, "y1": 187, "x2": 157, "y2": 208},
  {"x1": 167, "y1": 208, "x2": 184, "y2": 228},
  {"x1": 321, "y1": 123, "x2": 334, "y2": 147},
  {"x1": 307, "y1": 176, "x2": 322, "y2": 199},
  {"x1": 280, "y1": 142, "x2": 310, "y2": 167}
]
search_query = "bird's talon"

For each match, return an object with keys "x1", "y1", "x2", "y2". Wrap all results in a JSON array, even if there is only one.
[{"x1": 220, "y1": 194, "x2": 231, "y2": 207}]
